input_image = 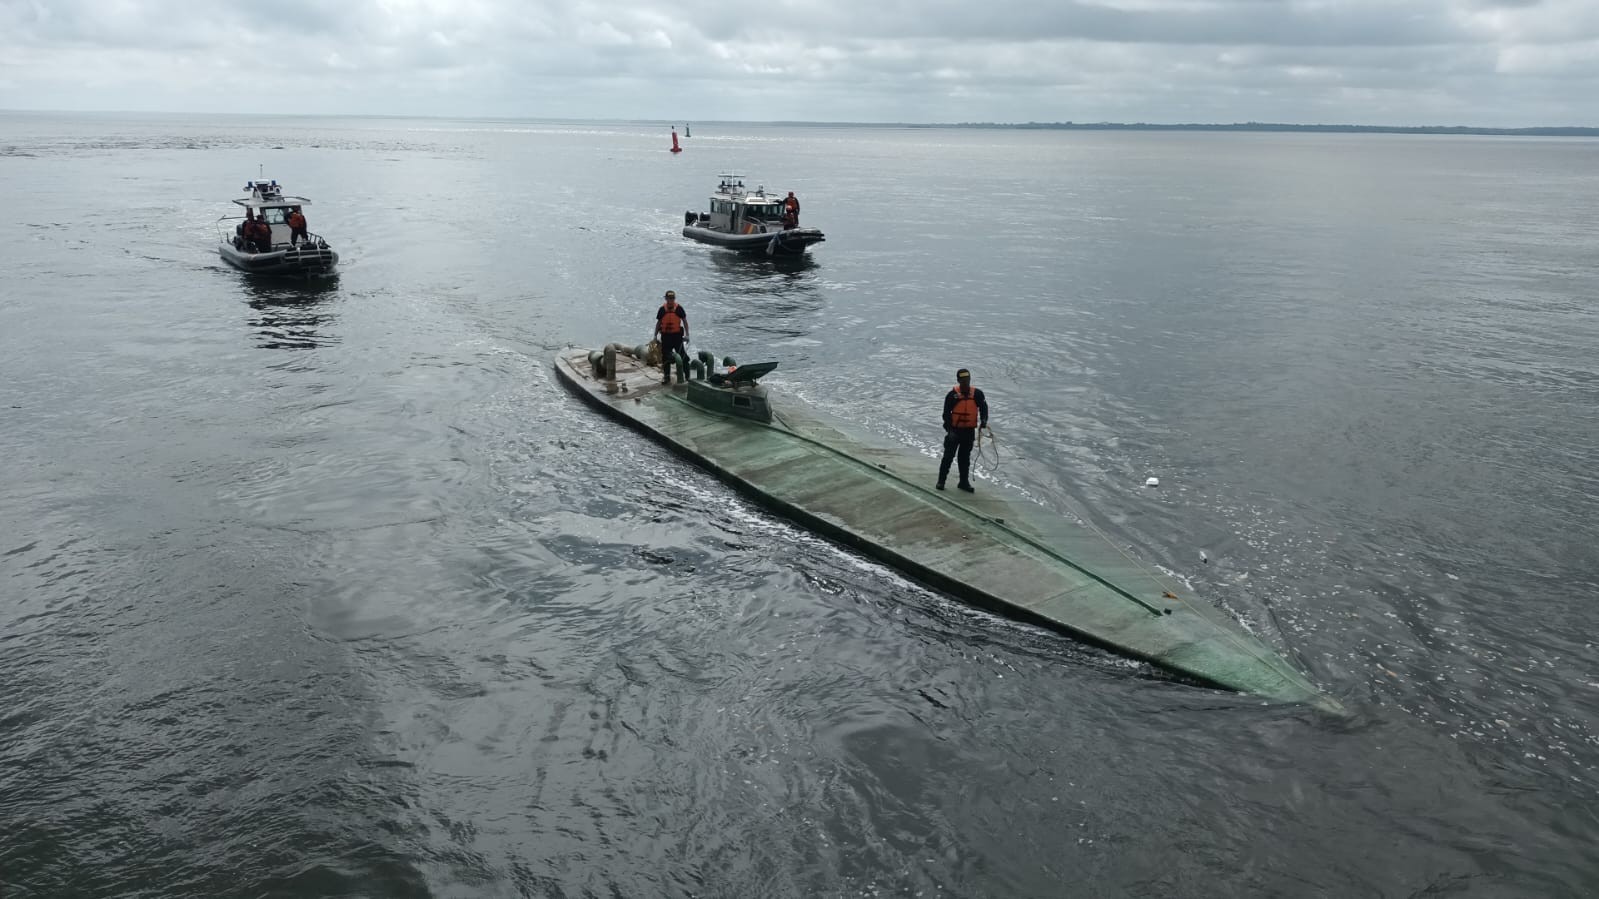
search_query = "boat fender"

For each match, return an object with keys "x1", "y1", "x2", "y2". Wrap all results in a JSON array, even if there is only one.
[{"x1": 766, "y1": 236, "x2": 778, "y2": 256}]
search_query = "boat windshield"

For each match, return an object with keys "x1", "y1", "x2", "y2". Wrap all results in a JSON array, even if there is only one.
[
  {"x1": 745, "y1": 203, "x2": 782, "y2": 218},
  {"x1": 258, "y1": 207, "x2": 289, "y2": 224}
]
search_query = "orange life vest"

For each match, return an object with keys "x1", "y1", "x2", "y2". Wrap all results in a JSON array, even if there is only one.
[
  {"x1": 659, "y1": 302, "x2": 684, "y2": 335},
  {"x1": 288, "y1": 212, "x2": 306, "y2": 229},
  {"x1": 950, "y1": 385, "x2": 980, "y2": 429}
]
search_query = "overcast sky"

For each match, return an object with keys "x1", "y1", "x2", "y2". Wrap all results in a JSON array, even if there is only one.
[{"x1": 1, "y1": 0, "x2": 1595, "y2": 125}]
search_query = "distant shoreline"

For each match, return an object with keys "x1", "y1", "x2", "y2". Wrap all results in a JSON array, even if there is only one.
[
  {"x1": 941, "y1": 122, "x2": 1599, "y2": 137},
  {"x1": 2, "y1": 109, "x2": 1594, "y2": 136},
  {"x1": 748, "y1": 119, "x2": 1596, "y2": 136}
]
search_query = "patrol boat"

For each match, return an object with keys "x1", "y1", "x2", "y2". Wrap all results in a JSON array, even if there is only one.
[
  {"x1": 682, "y1": 174, "x2": 825, "y2": 256},
  {"x1": 216, "y1": 178, "x2": 339, "y2": 276},
  {"x1": 555, "y1": 344, "x2": 1342, "y2": 711}
]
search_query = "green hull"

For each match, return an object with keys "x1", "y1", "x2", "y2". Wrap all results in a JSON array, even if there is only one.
[{"x1": 556, "y1": 348, "x2": 1340, "y2": 711}]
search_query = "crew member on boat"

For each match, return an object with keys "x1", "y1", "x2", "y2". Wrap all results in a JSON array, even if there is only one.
[
  {"x1": 654, "y1": 290, "x2": 689, "y2": 385},
  {"x1": 243, "y1": 214, "x2": 273, "y2": 252},
  {"x1": 782, "y1": 191, "x2": 801, "y2": 229},
  {"x1": 938, "y1": 368, "x2": 989, "y2": 492},
  {"x1": 287, "y1": 206, "x2": 309, "y2": 247}
]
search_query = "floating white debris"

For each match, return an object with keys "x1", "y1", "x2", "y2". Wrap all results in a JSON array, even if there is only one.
[{"x1": 1144, "y1": 476, "x2": 1160, "y2": 487}]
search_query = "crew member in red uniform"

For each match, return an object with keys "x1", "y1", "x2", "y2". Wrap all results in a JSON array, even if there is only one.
[
  {"x1": 245, "y1": 214, "x2": 273, "y2": 252},
  {"x1": 654, "y1": 290, "x2": 689, "y2": 385},
  {"x1": 782, "y1": 191, "x2": 800, "y2": 229},
  {"x1": 287, "y1": 206, "x2": 309, "y2": 246},
  {"x1": 938, "y1": 368, "x2": 989, "y2": 492}
]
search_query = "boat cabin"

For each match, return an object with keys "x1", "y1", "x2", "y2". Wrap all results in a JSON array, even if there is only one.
[
  {"x1": 231, "y1": 179, "x2": 314, "y2": 248},
  {"x1": 701, "y1": 174, "x2": 786, "y2": 235}
]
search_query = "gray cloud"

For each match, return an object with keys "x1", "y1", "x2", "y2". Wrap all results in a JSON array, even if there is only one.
[{"x1": 0, "y1": 0, "x2": 1595, "y2": 125}]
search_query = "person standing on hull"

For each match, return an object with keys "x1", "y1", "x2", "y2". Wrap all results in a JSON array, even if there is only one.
[
  {"x1": 654, "y1": 290, "x2": 689, "y2": 385},
  {"x1": 938, "y1": 368, "x2": 989, "y2": 492}
]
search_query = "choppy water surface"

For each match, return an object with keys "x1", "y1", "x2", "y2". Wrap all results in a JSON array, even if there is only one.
[{"x1": 2, "y1": 113, "x2": 1597, "y2": 897}]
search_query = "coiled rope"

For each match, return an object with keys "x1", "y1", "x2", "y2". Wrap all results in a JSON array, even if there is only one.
[{"x1": 974, "y1": 425, "x2": 1001, "y2": 475}]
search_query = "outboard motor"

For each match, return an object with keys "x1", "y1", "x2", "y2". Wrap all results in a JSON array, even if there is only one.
[{"x1": 684, "y1": 211, "x2": 696, "y2": 226}]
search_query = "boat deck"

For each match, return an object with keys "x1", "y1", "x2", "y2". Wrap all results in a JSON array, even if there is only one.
[{"x1": 555, "y1": 347, "x2": 1340, "y2": 711}]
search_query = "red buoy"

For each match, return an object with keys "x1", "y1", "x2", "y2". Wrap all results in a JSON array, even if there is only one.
[{"x1": 670, "y1": 128, "x2": 682, "y2": 153}]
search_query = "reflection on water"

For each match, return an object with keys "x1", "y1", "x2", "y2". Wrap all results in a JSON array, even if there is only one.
[
  {"x1": 242, "y1": 275, "x2": 340, "y2": 350},
  {"x1": 702, "y1": 252, "x2": 824, "y2": 341},
  {"x1": 703, "y1": 248, "x2": 820, "y2": 289}
]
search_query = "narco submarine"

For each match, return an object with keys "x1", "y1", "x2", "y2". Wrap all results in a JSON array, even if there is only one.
[{"x1": 555, "y1": 343, "x2": 1341, "y2": 713}]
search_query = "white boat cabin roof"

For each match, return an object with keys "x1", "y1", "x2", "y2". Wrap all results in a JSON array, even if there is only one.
[
  {"x1": 231, "y1": 179, "x2": 313, "y2": 210},
  {"x1": 232, "y1": 196, "x2": 313, "y2": 210},
  {"x1": 710, "y1": 173, "x2": 791, "y2": 206}
]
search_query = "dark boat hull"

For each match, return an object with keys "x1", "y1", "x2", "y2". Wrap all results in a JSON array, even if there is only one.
[
  {"x1": 218, "y1": 242, "x2": 339, "y2": 276},
  {"x1": 682, "y1": 225, "x2": 825, "y2": 256}
]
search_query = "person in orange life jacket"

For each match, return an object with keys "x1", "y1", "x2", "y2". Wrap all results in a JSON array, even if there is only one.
[
  {"x1": 287, "y1": 206, "x2": 308, "y2": 246},
  {"x1": 244, "y1": 213, "x2": 272, "y2": 252},
  {"x1": 782, "y1": 191, "x2": 800, "y2": 229},
  {"x1": 653, "y1": 290, "x2": 689, "y2": 384},
  {"x1": 937, "y1": 368, "x2": 988, "y2": 492}
]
